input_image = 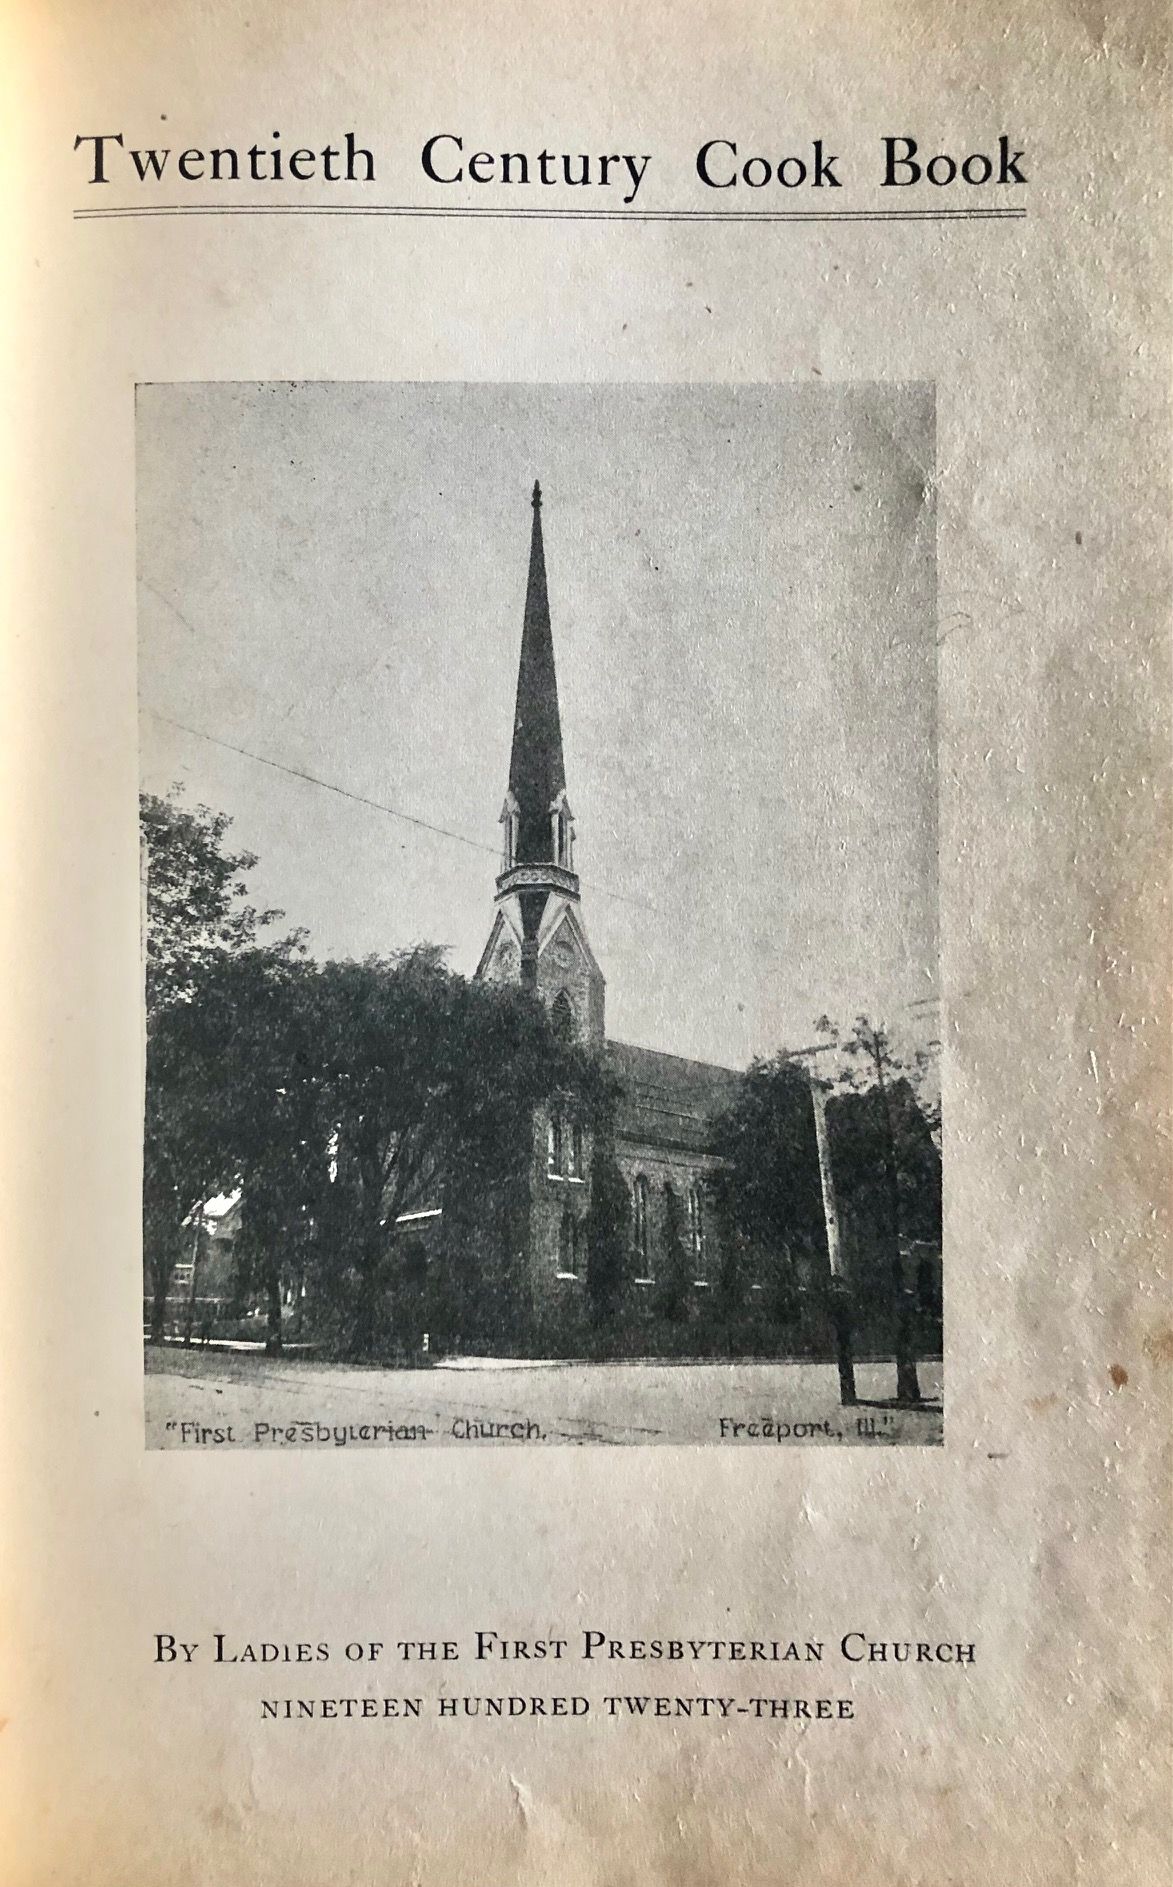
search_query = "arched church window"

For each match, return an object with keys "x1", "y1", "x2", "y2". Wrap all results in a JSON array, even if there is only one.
[
  {"x1": 688, "y1": 1183, "x2": 706, "y2": 1280},
  {"x1": 549, "y1": 793, "x2": 574, "y2": 869},
  {"x1": 558, "y1": 1207, "x2": 579, "y2": 1278},
  {"x1": 632, "y1": 1175, "x2": 651, "y2": 1281},
  {"x1": 566, "y1": 1117, "x2": 584, "y2": 1180},
  {"x1": 551, "y1": 989, "x2": 575, "y2": 1044},
  {"x1": 500, "y1": 794, "x2": 520, "y2": 872},
  {"x1": 547, "y1": 1113, "x2": 562, "y2": 1175}
]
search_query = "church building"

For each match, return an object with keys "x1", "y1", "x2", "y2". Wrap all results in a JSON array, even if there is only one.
[
  {"x1": 150, "y1": 481, "x2": 939, "y2": 1364},
  {"x1": 471, "y1": 482, "x2": 744, "y2": 1350}
]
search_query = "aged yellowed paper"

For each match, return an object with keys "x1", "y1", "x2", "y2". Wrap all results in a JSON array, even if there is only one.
[{"x1": 2, "y1": 0, "x2": 1169, "y2": 1880}]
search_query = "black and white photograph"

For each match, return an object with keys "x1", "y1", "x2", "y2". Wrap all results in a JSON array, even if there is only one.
[
  {"x1": 13, "y1": 4, "x2": 1169, "y2": 1875},
  {"x1": 139, "y1": 380, "x2": 942, "y2": 1446}
]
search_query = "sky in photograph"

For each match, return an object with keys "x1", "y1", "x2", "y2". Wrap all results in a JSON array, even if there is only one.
[{"x1": 138, "y1": 379, "x2": 938, "y2": 1071}]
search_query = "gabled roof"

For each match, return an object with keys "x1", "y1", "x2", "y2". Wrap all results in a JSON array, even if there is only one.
[
  {"x1": 474, "y1": 905, "x2": 519, "y2": 981},
  {"x1": 541, "y1": 900, "x2": 605, "y2": 984},
  {"x1": 605, "y1": 1039, "x2": 741, "y2": 1156}
]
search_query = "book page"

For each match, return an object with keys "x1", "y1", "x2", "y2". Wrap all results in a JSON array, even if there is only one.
[{"x1": 2, "y1": 1, "x2": 1169, "y2": 1880}]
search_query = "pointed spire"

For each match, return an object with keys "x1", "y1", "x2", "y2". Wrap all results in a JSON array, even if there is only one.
[{"x1": 507, "y1": 481, "x2": 566, "y2": 862}]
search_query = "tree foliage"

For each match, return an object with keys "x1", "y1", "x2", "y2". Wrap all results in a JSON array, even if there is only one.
[
  {"x1": 140, "y1": 790, "x2": 304, "y2": 1339},
  {"x1": 816, "y1": 1014, "x2": 942, "y2": 1398},
  {"x1": 710, "y1": 1054, "x2": 826, "y2": 1263},
  {"x1": 584, "y1": 1133, "x2": 629, "y2": 1323},
  {"x1": 654, "y1": 1183, "x2": 692, "y2": 1323},
  {"x1": 140, "y1": 786, "x2": 611, "y2": 1357},
  {"x1": 710, "y1": 1019, "x2": 941, "y2": 1362},
  {"x1": 311, "y1": 950, "x2": 599, "y2": 1356},
  {"x1": 140, "y1": 789, "x2": 298, "y2": 1018},
  {"x1": 817, "y1": 1014, "x2": 942, "y2": 1254},
  {"x1": 141, "y1": 786, "x2": 944, "y2": 1371}
]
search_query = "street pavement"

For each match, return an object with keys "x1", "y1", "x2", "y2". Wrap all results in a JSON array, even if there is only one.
[{"x1": 145, "y1": 1346, "x2": 944, "y2": 1448}]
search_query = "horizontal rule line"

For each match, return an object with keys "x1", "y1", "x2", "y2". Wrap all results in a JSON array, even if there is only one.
[{"x1": 74, "y1": 202, "x2": 1027, "y2": 224}]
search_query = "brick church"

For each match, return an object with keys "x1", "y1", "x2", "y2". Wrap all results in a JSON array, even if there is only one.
[
  {"x1": 154, "y1": 481, "x2": 940, "y2": 1362},
  {"x1": 469, "y1": 481, "x2": 746, "y2": 1350}
]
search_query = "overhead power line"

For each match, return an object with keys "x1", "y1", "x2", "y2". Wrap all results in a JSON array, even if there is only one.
[
  {"x1": 143, "y1": 708, "x2": 657, "y2": 912},
  {"x1": 144, "y1": 707, "x2": 942, "y2": 1024}
]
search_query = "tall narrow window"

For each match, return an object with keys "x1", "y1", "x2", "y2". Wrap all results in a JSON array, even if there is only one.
[
  {"x1": 549, "y1": 793, "x2": 574, "y2": 868},
  {"x1": 567, "y1": 1119, "x2": 584, "y2": 1180},
  {"x1": 500, "y1": 794, "x2": 520, "y2": 871},
  {"x1": 558, "y1": 1207, "x2": 579, "y2": 1278},
  {"x1": 551, "y1": 989, "x2": 575, "y2": 1044},
  {"x1": 632, "y1": 1175, "x2": 651, "y2": 1281},
  {"x1": 547, "y1": 1113, "x2": 562, "y2": 1176},
  {"x1": 688, "y1": 1183, "x2": 706, "y2": 1280}
]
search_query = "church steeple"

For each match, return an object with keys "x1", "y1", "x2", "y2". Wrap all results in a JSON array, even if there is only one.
[
  {"x1": 477, "y1": 482, "x2": 604, "y2": 1035},
  {"x1": 497, "y1": 482, "x2": 577, "y2": 897},
  {"x1": 507, "y1": 481, "x2": 568, "y2": 866}
]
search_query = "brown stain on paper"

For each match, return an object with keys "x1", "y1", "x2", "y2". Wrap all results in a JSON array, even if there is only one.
[
  {"x1": 1027, "y1": 1393, "x2": 1061, "y2": 1415},
  {"x1": 1142, "y1": 1325, "x2": 1173, "y2": 1365}
]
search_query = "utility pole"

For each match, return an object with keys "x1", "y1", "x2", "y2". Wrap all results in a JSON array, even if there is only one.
[
  {"x1": 808, "y1": 1073, "x2": 857, "y2": 1407},
  {"x1": 860, "y1": 1023, "x2": 921, "y2": 1406}
]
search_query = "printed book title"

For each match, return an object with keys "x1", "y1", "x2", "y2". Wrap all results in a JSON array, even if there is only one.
[{"x1": 72, "y1": 131, "x2": 1028, "y2": 203}]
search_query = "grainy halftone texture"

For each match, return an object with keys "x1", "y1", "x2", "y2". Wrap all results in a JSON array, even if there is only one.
[{"x1": 1, "y1": 0, "x2": 1168, "y2": 1881}]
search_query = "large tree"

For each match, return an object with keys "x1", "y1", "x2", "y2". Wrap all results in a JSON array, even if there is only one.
[
  {"x1": 822, "y1": 1019, "x2": 942, "y2": 1253},
  {"x1": 310, "y1": 951, "x2": 606, "y2": 1357},
  {"x1": 140, "y1": 789, "x2": 302, "y2": 1340},
  {"x1": 710, "y1": 1053, "x2": 827, "y2": 1307},
  {"x1": 140, "y1": 789, "x2": 295, "y2": 1019},
  {"x1": 820, "y1": 1015, "x2": 942, "y2": 1400},
  {"x1": 200, "y1": 951, "x2": 330, "y2": 1356},
  {"x1": 142, "y1": 985, "x2": 235, "y2": 1342},
  {"x1": 710, "y1": 1025, "x2": 941, "y2": 1387},
  {"x1": 141, "y1": 788, "x2": 619, "y2": 1362}
]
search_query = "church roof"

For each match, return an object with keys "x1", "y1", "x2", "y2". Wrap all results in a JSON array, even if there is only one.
[
  {"x1": 507, "y1": 483, "x2": 567, "y2": 858},
  {"x1": 605, "y1": 1039, "x2": 742, "y2": 1155}
]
